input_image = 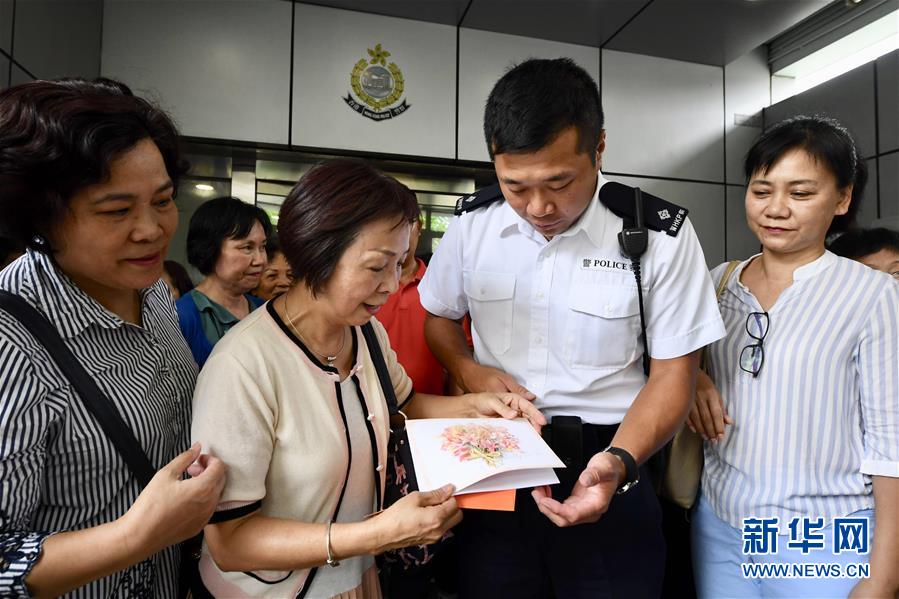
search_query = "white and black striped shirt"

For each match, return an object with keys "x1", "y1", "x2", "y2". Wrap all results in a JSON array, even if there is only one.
[
  {"x1": 702, "y1": 251, "x2": 899, "y2": 529},
  {"x1": 0, "y1": 250, "x2": 196, "y2": 597}
]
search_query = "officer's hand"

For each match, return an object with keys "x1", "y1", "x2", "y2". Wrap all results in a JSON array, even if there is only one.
[
  {"x1": 465, "y1": 392, "x2": 547, "y2": 432},
  {"x1": 458, "y1": 362, "x2": 535, "y2": 400},
  {"x1": 686, "y1": 370, "x2": 733, "y2": 442},
  {"x1": 531, "y1": 452, "x2": 621, "y2": 527}
]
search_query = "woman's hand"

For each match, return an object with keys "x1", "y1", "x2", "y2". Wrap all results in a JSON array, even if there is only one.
[
  {"x1": 466, "y1": 392, "x2": 547, "y2": 432},
  {"x1": 371, "y1": 484, "x2": 462, "y2": 553},
  {"x1": 119, "y1": 443, "x2": 226, "y2": 555},
  {"x1": 686, "y1": 370, "x2": 733, "y2": 442}
]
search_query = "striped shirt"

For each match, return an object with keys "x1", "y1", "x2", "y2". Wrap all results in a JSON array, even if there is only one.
[
  {"x1": 0, "y1": 250, "x2": 196, "y2": 597},
  {"x1": 702, "y1": 251, "x2": 899, "y2": 530}
]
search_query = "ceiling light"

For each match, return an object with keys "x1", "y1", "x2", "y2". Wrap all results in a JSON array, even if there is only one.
[
  {"x1": 772, "y1": 9, "x2": 898, "y2": 102},
  {"x1": 195, "y1": 184, "x2": 214, "y2": 191}
]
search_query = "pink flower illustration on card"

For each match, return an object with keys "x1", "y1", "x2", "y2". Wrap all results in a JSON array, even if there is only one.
[{"x1": 440, "y1": 424, "x2": 521, "y2": 467}]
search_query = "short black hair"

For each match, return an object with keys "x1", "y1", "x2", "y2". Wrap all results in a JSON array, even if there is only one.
[
  {"x1": 0, "y1": 77, "x2": 188, "y2": 252},
  {"x1": 278, "y1": 159, "x2": 418, "y2": 296},
  {"x1": 484, "y1": 57, "x2": 603, "y2": 162},
  {"x1": 186, "y1": 196, "x2": 273, "y2": 275},
  {"x1": 744, "y1": 115, "x2": 867, "y2": 235},
  {"x1": 163, "y1": 260, "x2": 195, "y2": 297},
  {"x1": 828, "y1": 227, "x2": 899, "y2": 260}
]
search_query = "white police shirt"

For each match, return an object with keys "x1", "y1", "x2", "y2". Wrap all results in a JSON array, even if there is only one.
[{"x1": 419, "y1": 174, "x2": 726, "y2": 424}]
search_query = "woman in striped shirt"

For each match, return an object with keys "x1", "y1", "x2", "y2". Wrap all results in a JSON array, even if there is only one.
[
  {"x1": 688, "y1": 116, "x2": 899, "y2": 598},
  {"x1": 0, "y1": 78, "x2": 225, "y2": 597}
]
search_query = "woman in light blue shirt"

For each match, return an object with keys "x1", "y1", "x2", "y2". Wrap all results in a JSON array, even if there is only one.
[{"x1": 689, "y1": 116, "x2": 899, "y2": 598}]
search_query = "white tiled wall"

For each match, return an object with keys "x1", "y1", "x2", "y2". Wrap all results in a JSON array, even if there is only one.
[
  {"x1": 602, "y1": 50, "x2": 724, "y2": 183},
  {"x1": 457, "y1": 28, "x2": 600, "y2": 162},
  {"x1": 102, "y1": 0, "x2": 292, "y2": 144}
]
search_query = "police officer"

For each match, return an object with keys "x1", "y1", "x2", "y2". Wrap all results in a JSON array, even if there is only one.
[{"x1": 419, "y1": 58, "x2": 726, "y2": 597}]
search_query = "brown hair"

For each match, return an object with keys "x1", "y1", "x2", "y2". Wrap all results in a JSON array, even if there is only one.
[{"x1": 278, "y1": 160, "x2": 418, "y2": 295}]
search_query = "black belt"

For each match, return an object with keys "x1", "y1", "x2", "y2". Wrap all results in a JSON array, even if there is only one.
[{"x1": 541, "y1": 416, "x2": 620, "y2": 489}]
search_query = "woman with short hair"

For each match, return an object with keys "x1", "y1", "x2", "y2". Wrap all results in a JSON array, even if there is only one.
[
  {"x1": 0, "y1": 78, "x2": 224, "y2": 597},
  {"x1": 177, "y1": 196, "x2": 272, "y2": 367},
  {"x1": 191, "y1": 159, "x2": 545, "y2": 598},
  {"x1": 689, "y1": 116, "x2": 899, "y2": 598}
]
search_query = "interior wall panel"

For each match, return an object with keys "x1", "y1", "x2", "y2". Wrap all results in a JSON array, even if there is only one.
[
  {"x1": 0, "y1": 0, "x2": 12, "y2": 55},
  {"x1": 102, "y1": 0, "x2": 292, "y2": 144},
  {"x1": 0, "y1": 54, "x2": 8, "y2": 89},
  {"x1": 9, "y1": 61, "x2": 31, "y2": 86},
  {"x1": 457, "y1": 28, "x2": 600, "y2": 163},
  {"x1": 876, "y1": 51, "x2": 898, "y2": 154},
  {"x1": 14, "y1": 0, "x2": 101, "y2": 79},
  {"x1": 879, "y1": 152, "x2": 899, "y2": 225},
  {"x1": 724, "y1": 47, "x2": 769, "y2": 185},
  {"x1": 602, "y1": 50, "x2": 725, "y2": 183},
  {"x1": 292, "y1": 3, "x2": 456, "y2": 158},
  {"x1": 857, "y1": 158, "x2": 879, "y2": 227}
]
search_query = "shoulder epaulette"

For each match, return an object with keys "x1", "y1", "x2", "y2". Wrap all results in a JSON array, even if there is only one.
[
  {"x1": 454, "y1": 183, "x2": 504, "y2": 216},
  {"x1": 598, "y1": 181, "x2": 689, "y2": 237}
]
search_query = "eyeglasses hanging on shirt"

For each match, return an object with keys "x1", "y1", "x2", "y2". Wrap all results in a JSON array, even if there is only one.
[{"x1": 740, "y1": 311, "x2": 769, "y2": 377}]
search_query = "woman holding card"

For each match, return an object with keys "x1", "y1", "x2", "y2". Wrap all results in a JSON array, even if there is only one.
[{"x1": 190, "y1": 159, "x2": 545, "y2": 598}]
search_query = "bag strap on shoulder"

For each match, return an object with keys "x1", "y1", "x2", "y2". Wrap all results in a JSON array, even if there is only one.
[
  {"x1": 0, "y1": 290, "x2": 156, "y2": 487},
  {"x1": 715, "y1": 260, "x2": 741, "y2": 300},
  {"x1": 699, "y1": 261, "x2": 741, "y2": 372},
  {"x1": 360, "y1": 322, "x2": 399, "y2": 416}
]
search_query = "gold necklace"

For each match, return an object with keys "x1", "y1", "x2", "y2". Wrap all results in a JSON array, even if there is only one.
[{"x1": 284, "y1": 294, "x2": 347, "y2": 367}]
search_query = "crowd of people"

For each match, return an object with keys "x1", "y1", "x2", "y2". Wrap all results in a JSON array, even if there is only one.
[{"x1": 0, "y1": 57, "x2": 896, "y2": 599}]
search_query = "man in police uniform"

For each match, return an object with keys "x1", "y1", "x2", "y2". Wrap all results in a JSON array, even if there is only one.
[{"x1": 419, "y1": 58, "x2": 726, "y2": 597}]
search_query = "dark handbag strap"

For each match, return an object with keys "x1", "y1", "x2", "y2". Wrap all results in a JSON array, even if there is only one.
[
  {"x1": 360, "y1": 322, "x2": 399, "y2": 415},
  {"x1": 0, "y1": 290, "x2": 156, "y2": 488}
]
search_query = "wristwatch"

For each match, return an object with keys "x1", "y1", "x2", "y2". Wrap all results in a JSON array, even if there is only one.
[{"x1": 603, "y1": 446, "x2": 639, "y2": 495}]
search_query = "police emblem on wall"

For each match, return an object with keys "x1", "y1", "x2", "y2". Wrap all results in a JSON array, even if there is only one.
[{"x1": 344, "y1": 44, "x2": 410, "y2": 122}]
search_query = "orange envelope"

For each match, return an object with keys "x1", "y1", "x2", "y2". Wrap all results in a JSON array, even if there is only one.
[{"x1": 455, "y1": 489, "x2": 516, "y2": 511}]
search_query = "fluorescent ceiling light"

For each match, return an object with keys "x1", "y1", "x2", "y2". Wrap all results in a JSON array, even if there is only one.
[
  {"x1": 194, "y1": 184, "x2": 214, "y2": 191},
  {"x1": 772, "y1": 9, "x2": 898, "y2": 102}
]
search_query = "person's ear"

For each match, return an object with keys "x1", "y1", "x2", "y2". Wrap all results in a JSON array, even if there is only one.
[
  {"x1": 595, "y1": 130, "x2": 606, "y2": 169},
  {"x1": 834, "y1": 185, "x2": 853, "y2": 216}
]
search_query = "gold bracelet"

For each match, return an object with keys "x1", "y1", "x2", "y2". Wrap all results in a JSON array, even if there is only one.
[{"x1": 326, "y1": 520, "x2": 340, "y2": 568}]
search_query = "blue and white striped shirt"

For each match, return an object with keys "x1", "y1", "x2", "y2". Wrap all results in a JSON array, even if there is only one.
[
  {"x1": 702, "y1": 251, "x2": 899, "y2": 529},
  {"x1": 0, "y1": 250, "x2": 196, "y2": 597}
]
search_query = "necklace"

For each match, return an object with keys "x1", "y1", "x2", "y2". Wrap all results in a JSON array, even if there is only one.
[{"x1": 285, "y1": 294, "x2": 347, "y2": 367}]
